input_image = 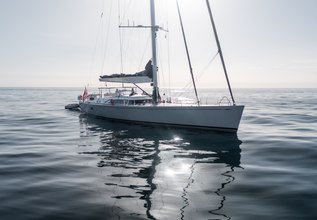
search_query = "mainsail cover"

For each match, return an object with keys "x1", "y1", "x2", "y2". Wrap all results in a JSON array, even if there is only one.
[{"x1": 99, "y1": 60, "x2": 153, "y2": 84}]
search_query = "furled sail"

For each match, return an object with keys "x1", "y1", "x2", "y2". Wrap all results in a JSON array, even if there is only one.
[{"x1": 99, "y1": 60, "x2": 153, "y2": 84}]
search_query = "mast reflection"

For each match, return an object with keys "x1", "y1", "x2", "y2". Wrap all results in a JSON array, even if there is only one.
[{"x1": 79, "y1": 115, "x2": 242, "y2": 220}]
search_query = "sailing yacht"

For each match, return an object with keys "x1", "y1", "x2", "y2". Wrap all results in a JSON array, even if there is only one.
[{"x1": 79, "y1": 0, "x2": 244, "y2": 132}]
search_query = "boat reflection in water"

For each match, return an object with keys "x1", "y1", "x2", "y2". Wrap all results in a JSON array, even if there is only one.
[{"x1": 79, "y1": 115, "x2": 242, "y2": 220}]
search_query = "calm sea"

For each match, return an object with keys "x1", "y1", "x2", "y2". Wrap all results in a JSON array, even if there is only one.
[{"x1": 0, "y1": 88, "x2": 316, "y2": 220}]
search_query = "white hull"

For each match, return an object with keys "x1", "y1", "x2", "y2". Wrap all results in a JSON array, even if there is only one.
[{"x1": 79, "y1": 102, "x2": 244, "y2": 132}]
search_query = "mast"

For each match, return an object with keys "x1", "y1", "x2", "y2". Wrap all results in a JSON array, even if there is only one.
[
  {"x1": 205, "y1": 0, "x2": 236, "y2": 105},
  {"x1": 150, "y1": 0, "x2": 159, "y2": 103},
  {"x1": 176, "y1": 0, "x2": 200, "y2": 105}
]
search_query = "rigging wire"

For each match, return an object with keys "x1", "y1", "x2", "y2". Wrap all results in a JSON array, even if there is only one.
[
  {"x1": 100, "y1": 0, "x2": 114, "y2": 75},
  {"x1": 118, "y1": 0, "x2": 124, "y2": 74},
  {"x1": 120, "y1": 0, "x2": 133, "y2": 24},
  {"x1": 137, "y1": 33, "x2": 151, "y2": 70},
  {"x1": 197, "y1": 51, "x2": 219, "y2": 80},
  {"x1": 175, "y1": 52, "x2": 219, "y2": 99},
  {"x1": 159, "y1": 0, "x2": 172, "y2": 97},
  {"x1": 167, "y1": 23, "x2": 171, "y2": 97},
  {"x1": 157, "y1": 30, "x2": 170, "y2": 97},
  {"x1": 157, "y1": 33, "x2": 165, "y2": 89},
  {"x1": 87, "y1": 0, "x2": 105, "y2": 88},
  {"x1": 119, "y1": 0, "x2": 141, "y2": 74},
  {"x1": 118, "y1": 0, "x2": 153, "y2": 76}
]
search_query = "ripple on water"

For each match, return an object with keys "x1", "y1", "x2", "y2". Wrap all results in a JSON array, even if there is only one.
[{"x1": 0, "y1": 88, "x2": 317, "y2": 220}]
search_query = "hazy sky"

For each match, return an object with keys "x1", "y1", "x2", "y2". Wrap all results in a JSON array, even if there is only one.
[{"x1": 0, "y1": 0, "x2": 316, "y2": 88}]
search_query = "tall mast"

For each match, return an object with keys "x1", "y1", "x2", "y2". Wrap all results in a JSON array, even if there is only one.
[
  {"x1": 205, "y1": 0, "x2": 236, "y2": 105},
  {"x1": 150, "y1": 0, "x2": 159, "y2": 103},
  {"x1": 176, "y1": 0, "x2": 199, "y2": 105}
]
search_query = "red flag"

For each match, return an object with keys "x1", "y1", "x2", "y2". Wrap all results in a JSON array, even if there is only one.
[{"x1": 82, "y1": 87, "x2": 88, "y2": 101}]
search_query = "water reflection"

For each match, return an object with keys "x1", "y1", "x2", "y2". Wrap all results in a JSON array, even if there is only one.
[{"x1": 79, "y1": 115, "x2": 242, "y2": 220}]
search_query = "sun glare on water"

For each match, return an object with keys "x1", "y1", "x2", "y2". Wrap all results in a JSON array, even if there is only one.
[{"x1": 165, "y1": 163, "x2": 192, "y2": 177}]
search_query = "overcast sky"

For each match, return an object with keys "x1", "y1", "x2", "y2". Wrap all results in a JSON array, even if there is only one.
[{"x1": 0, "y1": 0, "x2": 316, "y2": 88}]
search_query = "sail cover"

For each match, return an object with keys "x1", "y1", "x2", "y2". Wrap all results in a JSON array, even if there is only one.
[
  {"x1": 99, "y1": 60, "x2": 153, "y2": 84},
  {"x1": 99, "y1": 74, "x2": 152, "y2": 83}
]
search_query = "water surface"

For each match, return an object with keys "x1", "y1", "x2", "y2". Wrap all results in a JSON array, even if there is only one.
[{"x1": 0, "y1": 88, "x2": 316, "y2": 219}]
